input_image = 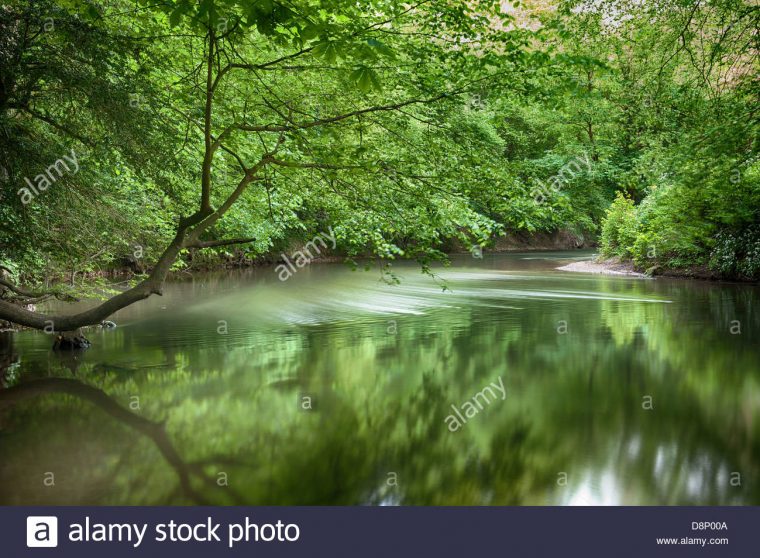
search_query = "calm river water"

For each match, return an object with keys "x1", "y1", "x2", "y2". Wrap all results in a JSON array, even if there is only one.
[{"x1": 1, "y1": 252, "x2": 758, "y2": 505}]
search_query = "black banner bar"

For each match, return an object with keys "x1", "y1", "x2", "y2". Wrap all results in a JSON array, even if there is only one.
[{"x1": 6, "y1": 506, "x2": 754, "y2": 557}]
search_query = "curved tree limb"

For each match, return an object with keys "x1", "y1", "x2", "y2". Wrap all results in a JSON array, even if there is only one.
[{"x1": 0, "y1": 226, "x2": 187, "y2": 331}]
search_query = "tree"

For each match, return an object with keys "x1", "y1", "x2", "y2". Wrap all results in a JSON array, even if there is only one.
[
  {"x1": 0, "y1": 0, "x2": 524, "y2": 338},
  {"x1": 567, "y1": 0, "x2": 759, "y2": 274}
]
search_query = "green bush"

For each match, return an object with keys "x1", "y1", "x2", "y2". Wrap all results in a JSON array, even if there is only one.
[
  {"x1": 599, "y1": 192, "x2": 637, "y2": 258},
  {"x1": 709, "y1": 226, "x2": 760, "y2": 280},
  {"x1": 629, "y1": 184, "x2": 712, "y2": 269}
]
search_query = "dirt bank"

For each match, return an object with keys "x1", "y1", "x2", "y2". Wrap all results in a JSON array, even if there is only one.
[{"x1": 446, "y1": 230, "x2": 592, "y2": 254}]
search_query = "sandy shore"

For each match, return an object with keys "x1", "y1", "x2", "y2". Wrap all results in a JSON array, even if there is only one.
[{"x1": 556, "y1": 259, "x2": 647, "y2": 277}]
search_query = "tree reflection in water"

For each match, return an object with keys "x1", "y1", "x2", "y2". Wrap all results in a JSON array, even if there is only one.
[{"x1": 0, "y1": 260, "x2": 758, "y2": 505}]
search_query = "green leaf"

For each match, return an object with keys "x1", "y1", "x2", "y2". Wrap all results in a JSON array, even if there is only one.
[
  {"x1": 301, "y1": 23, "x2": 320, "y2": 41},
  {"x1": 350, "y1": 66, "x2": 382, "y2": 93},
  {"x1": 313, "y1": 41, "x2": 341, "y2": 63},
  {"x1": 367, "y1": 38, "x2": 395, "y2": 59},
  {"x1": 168, "y1": 4, "x2": 185, "y2": 27}
]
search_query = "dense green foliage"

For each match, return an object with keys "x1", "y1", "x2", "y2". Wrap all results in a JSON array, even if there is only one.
[
  {"x1": 0, "y1": 0, "x2": 758, "y2": 299},
  {"x1": 584, "y1": 0, "x2": 759, "y2": 277},
  {"x1": 710, "y1": 225, "x2": 760, "y2": 279},
  {"x1": 599, "y1": 193, "x2": 636, "y2": 259},
  {"x1": 1, "y1": 0, "x2": 534, "y2": 288}
]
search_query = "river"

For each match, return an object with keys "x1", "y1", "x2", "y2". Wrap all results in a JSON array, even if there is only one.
[{"x1": 1, "y1": 251, "x2": 758, "y2": 505}]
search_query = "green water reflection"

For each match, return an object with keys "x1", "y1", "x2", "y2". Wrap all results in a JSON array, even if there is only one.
[{"x1": 1, "y1": 252, "x2": 758, "y2": 505}]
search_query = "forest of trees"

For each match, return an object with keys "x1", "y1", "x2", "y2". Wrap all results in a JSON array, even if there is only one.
[{"x1": 0, "y1": 0, "x2": 758, "y2": 333}]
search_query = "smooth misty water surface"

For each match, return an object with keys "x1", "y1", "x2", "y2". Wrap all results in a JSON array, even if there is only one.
[{"x1": 1, "y1": 252, "x2": 759, "y2": 505}]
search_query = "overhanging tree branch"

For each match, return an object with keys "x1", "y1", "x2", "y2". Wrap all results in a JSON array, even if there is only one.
[
  {"x1": 185, "y1": 237, "x2": 256, "y2": 249},
  {"x1": 235, "y1": 93, "x2": 451, "y2": 133},
  {"x1": 17, "y1": 106, "x2": 94, "y2": 147},
  {"x1": 0, "y1": 224, "x2": 189, "y2": 331},
  {"x1": 269, "y1": 158, "x2": 364, "y2": 170}
]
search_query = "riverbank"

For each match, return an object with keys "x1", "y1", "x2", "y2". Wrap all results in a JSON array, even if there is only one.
[
  {"x1": 449, "y1": 229, "x2": 591, "y2": 254},
  {"x1": 556, "y1": 259, "x2": 647, "y2": 277},
  {"x1": 557, "y1": 257, "x2": 758, "y2": 283}
]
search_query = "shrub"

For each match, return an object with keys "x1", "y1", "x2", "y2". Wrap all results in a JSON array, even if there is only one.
[
  {"x1": 599, "y1": 192, "x2": 637, "y2": 258},
  {"x1": 709, "y1": 226, "x2": 760, "y2": 280}
]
